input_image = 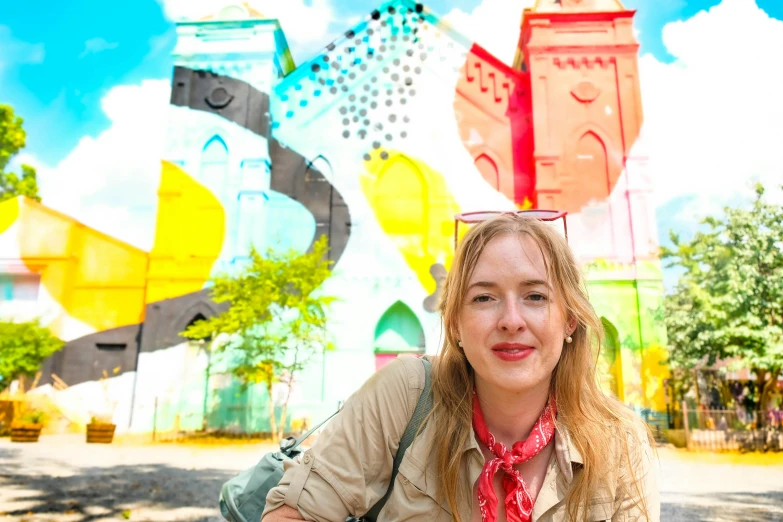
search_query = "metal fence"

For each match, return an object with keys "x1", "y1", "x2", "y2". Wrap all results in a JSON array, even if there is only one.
[{"x1": 677, "y1": 402, "x2": 783, "y2": 452}]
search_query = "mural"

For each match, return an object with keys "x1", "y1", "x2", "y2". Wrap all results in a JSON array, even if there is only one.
[{"x1": 0, "y1": 0, "x2": 669, "y2": 432}]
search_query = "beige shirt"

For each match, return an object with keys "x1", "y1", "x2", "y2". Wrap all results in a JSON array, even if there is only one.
[{"x1": 264, "y1": 355, "x2": 660, "y2": 522}]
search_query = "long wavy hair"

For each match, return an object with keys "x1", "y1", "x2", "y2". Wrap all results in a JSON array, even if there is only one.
[{"x1": 432, "y1": 214, "x2": 652, "y2": 521}]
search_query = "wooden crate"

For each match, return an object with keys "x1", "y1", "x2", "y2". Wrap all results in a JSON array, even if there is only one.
[
  {"x1": 0, "y1": 400, "x2": 14, "y2": 436},
  {"x1": 10, "y1": 424, "x2": 42, "y2": 442},
  {"x1": 86, "y1": 423, "x2": 116, "y2": 443}
]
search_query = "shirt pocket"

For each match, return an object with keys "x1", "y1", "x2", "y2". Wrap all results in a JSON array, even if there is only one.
[{"x1": 380, "y1": 455, "x2": 452, "y2": 522}]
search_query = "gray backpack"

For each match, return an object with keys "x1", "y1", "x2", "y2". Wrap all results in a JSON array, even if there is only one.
[{"x1": 219, "y1": 358, "x2": 433, "y2": 522}]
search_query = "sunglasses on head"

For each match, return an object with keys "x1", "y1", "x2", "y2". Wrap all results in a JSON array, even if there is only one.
[{"x1": 453, "y1": 210, "x2": 569, "y2": 248}]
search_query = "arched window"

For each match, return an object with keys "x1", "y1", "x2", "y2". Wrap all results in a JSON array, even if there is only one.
[
  {"x1": 575, "y1": 131, "x2": 610, "y2": 205},
  {"x1": 235, "y1": 191, "x2": 269, "y2": 263},
  {"x1": 374, "y1": 301, "x2": 425, "y2": 371},
  {"x1": 474, "y1": 153, "x2": 499, "y2": 191},
  {"x1": 185, "y1": 313, "x2": 212, "y2": 342},
  {"x1": 200, "y1": 135, "x2": 229, "y2": 201},
  {"x1": 600, "y1": 317, "x2": 623, "y2": 400}
]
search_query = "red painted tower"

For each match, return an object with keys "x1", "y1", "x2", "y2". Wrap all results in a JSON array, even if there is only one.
[{"x1": 517, "y1": 0, "x2": 653, "y2": 263}]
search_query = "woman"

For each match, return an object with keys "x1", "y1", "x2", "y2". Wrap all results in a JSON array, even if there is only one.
[{"x1": 263, "y1": 214, "x2": 659, "y2": 521}]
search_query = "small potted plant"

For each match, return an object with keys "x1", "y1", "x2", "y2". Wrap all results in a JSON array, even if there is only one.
[
  {"x1": 85, "y1": 369, "x2": 120, "y2": 444},
  {"x1": 10, "y1": 409, "x2": 46, "y2": 442},
  {"x1": 86, "y1": 414, "x2": 116, "y2": 444}
]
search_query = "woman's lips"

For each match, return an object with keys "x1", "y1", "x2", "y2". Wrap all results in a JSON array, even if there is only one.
[{"x1": 491, "y1": 343, "x2": 534, "y2": 362}]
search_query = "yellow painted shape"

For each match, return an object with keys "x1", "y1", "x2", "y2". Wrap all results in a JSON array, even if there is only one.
[
  {"x1": 516, "y1": 197, "x2": 534, "y2": 211},
  {"x1": 17, "y1": 198, "x2": 148, "y2": 335},
  {"x1": 361, "y1": 150, "x2": 461, "y2": 293},
  {"x1": 597, "y1": 349, "x2": 624, "y2": 401},
  {"x1": 642, "y1": 343, "x2": 671, "y2": 412},
  {"x1": 146, "y1": 161, "x2": 226, "y2": 303},
  {"x1": 0, "y1": 197, "x2": 20, "y2": 236}
]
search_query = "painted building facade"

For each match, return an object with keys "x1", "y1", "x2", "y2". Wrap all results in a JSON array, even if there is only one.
[{"x1": 0, "y1": 0, "x2": 668, "y2": 433}]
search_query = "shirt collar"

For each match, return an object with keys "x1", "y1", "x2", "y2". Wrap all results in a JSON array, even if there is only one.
[
  {"x1": 553, "y1": 423, "x2": 583, "y2": 483},
  {"x1": 462, "y1": 418, "x2": 584, "y2": 481}
]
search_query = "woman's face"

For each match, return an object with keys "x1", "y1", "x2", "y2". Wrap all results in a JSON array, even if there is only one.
[{"x1": 457, "y1": 233, "x2": 572, "y2": 396}]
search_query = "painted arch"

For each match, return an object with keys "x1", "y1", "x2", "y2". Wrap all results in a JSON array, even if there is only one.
[{"x1": 373, "y1": 300, "x2": 425, "y2": 371}]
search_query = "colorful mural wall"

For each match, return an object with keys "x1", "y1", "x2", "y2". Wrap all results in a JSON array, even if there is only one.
[{"x1": 0, "y1": 0, "x2": 669, "y2": 433}]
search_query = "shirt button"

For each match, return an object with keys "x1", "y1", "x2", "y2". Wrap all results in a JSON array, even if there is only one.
[
  {"x1": 304, "y1": 453, "x2": 312, "y2": 464},
  {"x1": 402, "y1": 478, "x2": 410, "y2": 485}
]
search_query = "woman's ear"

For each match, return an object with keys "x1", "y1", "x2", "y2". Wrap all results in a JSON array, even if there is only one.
[{"x1": 566, "y1": 317, "x2": 577, "y2": 337}]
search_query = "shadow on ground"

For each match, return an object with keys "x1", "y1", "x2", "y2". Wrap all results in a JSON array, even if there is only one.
[
  {"x1": 4, "y1": 444, "x2": 783, "y2": 522},
  {"x1": 662, "y1": 490, "x2": 783, "y2": 522},
  {"x1": 0, "y1": 446, "x2": 233, "y2": 522}
]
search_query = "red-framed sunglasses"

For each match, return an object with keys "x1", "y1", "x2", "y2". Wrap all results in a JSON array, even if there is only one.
[{"x1": 453, "y1": 210, "x2": 569, "y2": 248}]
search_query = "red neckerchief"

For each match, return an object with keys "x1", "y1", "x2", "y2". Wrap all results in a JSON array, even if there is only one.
[{"x1": 472, "y1": 393, "x2": 557, "y2": 522}]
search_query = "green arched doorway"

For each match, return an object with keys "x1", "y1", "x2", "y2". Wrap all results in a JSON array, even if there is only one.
[{"x1": 374, "y1": 301, "x2": 425, "y2": 371}]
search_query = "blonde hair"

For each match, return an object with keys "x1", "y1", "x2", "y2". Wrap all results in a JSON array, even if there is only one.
[{"x1": 432, "y1": 214, "x2": 652, "y2": 521}]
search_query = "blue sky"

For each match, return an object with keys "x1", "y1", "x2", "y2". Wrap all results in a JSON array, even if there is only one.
[
  {"x1": 3, "y1": 0, "x2": 778, "y2": 167},
  {"x1": 2, "y1": 0, "x2": 782, "y2": 291}
]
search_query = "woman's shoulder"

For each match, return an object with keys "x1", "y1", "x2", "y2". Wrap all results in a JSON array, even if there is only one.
[{"x1": 356, "y1": 354, "x2": 433, "y2": 405}]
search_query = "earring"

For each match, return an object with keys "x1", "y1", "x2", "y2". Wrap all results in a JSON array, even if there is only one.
[
  {"x1": 565, "y1": 336, "x2": 573, "y2": 344},
  {"x1": 457, "y1": 340, "x2": 463, "y2": 348}
]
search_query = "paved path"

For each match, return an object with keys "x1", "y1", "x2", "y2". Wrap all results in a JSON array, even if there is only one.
[
  {"x1": 1, "y1": 436, "x2": 782, "y2": 521},
  {"x1": 658, "y1": 450, "x2": 783, "y2": 522}
]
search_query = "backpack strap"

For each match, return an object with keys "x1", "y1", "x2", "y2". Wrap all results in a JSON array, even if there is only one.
[
  {"x1": 362, "y1": 357, "x2": 433, "y2": 522},
  {"x1": 280, "y1": 409, "x2": 340, "y2": 457}
]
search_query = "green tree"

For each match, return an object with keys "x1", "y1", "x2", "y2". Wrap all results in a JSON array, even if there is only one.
[
  {"x1": 0, "y1": 104, "x2": 40, "y2": 202},
  {"x1": 0, "y1": 319, "x2": 64, "y2": 391},
  {"x1": 662, "y1": 184, "x2": 783, "y2": 424},
  {"x1": 183, "y1": 236, "x2": 336, "y2": 441}
]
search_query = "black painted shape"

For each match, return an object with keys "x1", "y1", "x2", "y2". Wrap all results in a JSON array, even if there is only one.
[
  {"x1": 39, "y1": 290, "x2": 230, "y2": 388},
  {"x1": 171, "y1": 65, "x2": 352, "y2": 264},
  {"x1": 268, "y1": 139, "x2": 351, "y2": 263},
  {"x1": 39, "y1": 324, "x2": 142, "y2": 388},
  {"x1": 170, "y1": 67, "x2": 270, "y2": 136},
  {"x1": 422, "y1": 263, "x2": 447, "y2": 313},
  {"x1": 139, "y1": 289, "x2": 228, "y2": 353}
]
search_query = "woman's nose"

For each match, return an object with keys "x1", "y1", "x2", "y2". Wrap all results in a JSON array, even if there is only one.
[{"x1": 497, "y1": 298, "x2": 526, "y2": 332}]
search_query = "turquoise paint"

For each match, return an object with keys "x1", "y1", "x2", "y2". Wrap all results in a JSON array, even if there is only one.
[{"x1": 374, "y1": 301, "x2": 425, "y2": 354}]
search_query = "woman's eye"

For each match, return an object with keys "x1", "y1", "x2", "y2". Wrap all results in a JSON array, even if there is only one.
[
  {"x1": 528, "y1": 293, "x2": 547, "y2": 302},
  {"x1": 472, "y1": 295, "x2": 492, "y2": 303}
]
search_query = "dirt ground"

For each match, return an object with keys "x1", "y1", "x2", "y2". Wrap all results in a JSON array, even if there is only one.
[{"x1": 1, "y1": 435, "x2": 782, "y2": 521}]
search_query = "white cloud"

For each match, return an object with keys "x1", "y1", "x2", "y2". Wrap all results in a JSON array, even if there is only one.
[
  {"x1": 443, "y1": 0, "x2": 536, "y2": 66},
  {"x1": 640, "y1": 0, "x2": 783, "y2": 213},
  {"x1": 157, "y1": 0, "x2": 334, "y2": 47},
  {"x1": 0, "y1": 25, "x2": 44, "y2": 73},
  {"x1": 78, "y1": 37, "x2": 119, "y2": 58},
  {"x1": 33, "y1": 80, "x2": 172, "y2": 251}
]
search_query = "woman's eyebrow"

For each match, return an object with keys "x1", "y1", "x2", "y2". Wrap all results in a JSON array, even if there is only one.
[
  {"x1": 466, "y1": 279, "x2": 551, "y2": 291},
  {"x1": 467, "y1": 281, "x2": 497, "y2": 292},
  {"x1": 521, "y1": 279, "x2": 550, "y2": 288}
]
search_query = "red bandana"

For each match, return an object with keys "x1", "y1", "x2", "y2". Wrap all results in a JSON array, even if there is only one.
[{"x1": 472, "y1": 393, "x2": 557, "y2": 522}]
